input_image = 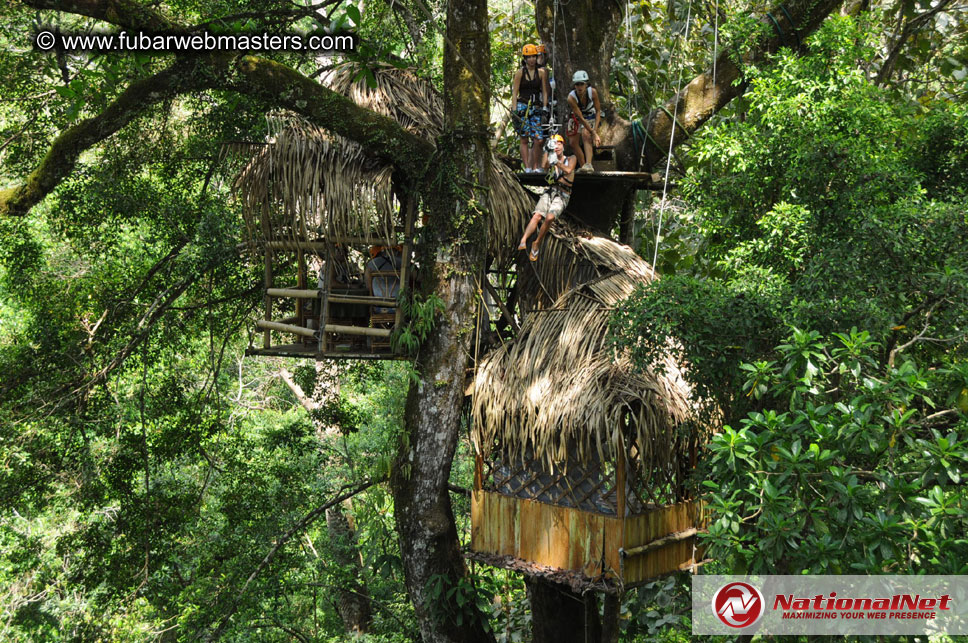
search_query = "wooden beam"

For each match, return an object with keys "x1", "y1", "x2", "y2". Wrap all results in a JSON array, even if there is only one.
[
  {"x1": 318, "y1": 242, "x2": 333, "y2": 353},
  {"x1": 256, "y1": 319, "x2": 315, "y2": 338},
  {"x1": 267, "y1": 288, "x2": 320, "y2": 298},
  {"x1": 263, "y1": 247, "x2": 273, "y2": 349},
  {"x1": 616, "y1": 431, "x2": 627, "y2": 520},
  {"x1": 266, "y1": 236, "x2": 400, "y2": 252},
  {"x1": 330, "y1": 294, "x2": 396, "y2": 307},
  {"x1": 324, "y1": 324, "x2": 391, "y2": 338},
  {"x1": 265, "y1": 289, "x2": 396, "y2": 307},
  {"x1": 620, "y1": 527, "x2": 698, "y2": 558},
  {"x1": 295, "y1": 248, "x2": 305, "y2": 322},
  {"x1": 395, "y1": 195, "x2": 416, "y2": 331}
]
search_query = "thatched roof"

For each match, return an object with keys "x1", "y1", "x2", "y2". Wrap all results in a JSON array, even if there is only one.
[
  {"x1": 472, "y1": 230, "x2": 697, "y2": 470},
  {"x1": 233, "y1": 64, "x2": 532, "y2": 260},
  {"x1": 232, "y1": 63, "x2": 700, "y2": 467}
]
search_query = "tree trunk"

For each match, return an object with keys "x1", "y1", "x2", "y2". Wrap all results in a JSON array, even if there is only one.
[
  {"x1": 535, "y1": 0, "x2": 844, "y2": 232},
  {"x1": 527, "y1": 577, "x2": 601, "y2": 643},
  {"x1": 388, "y1": 0, "x2": 495, "y2": 641},
  {"x1": 325, "y1": 502, "x2": 373, "y2": 636}
]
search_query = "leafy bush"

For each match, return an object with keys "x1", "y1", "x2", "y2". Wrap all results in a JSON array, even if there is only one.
[{"x1": 701, "y1": 329, "x2": 968, "y2": 575}]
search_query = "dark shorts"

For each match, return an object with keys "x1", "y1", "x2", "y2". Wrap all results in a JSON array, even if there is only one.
[{"x1": 515, "y1": 102, "x2": 545, "y2": 140}]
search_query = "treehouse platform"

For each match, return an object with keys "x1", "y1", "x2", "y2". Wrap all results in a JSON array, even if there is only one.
[
  {"x1": 246, "y1": 198, "x2": 416, "y2": 361},
  {"x1": 513, "y1": 146, "x2": 669, "y2": 233},
  {"x1": 514, "y1": 170, "x2": 664, "y2": 191}
]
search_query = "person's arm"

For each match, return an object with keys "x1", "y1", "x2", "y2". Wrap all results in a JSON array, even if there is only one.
[
  {"x1": 567, "y1": 93, "x2": 580, "y2": 120},
  {"x1": 561, "y1": 154, "x2": 577, "y2": 175},
  {"x1": 591, "y1": 89, "x2": 602, "y2": 144},
  {"x1": 540, "y1": 69, "x2": 550, "y2": 110},
  {"x1": 511, "y1": 69, "x2": 522, "y2": 111}
]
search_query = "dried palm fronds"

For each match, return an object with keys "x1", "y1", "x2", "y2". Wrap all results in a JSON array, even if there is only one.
[
  {"x1": 233, "y1": 63, "x2": 532, "y2": 260},
  {"x1": 472, "y1": 235, "x2": 699, "y2": 475}
]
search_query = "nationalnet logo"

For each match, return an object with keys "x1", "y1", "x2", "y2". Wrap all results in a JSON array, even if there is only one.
[
  {"x1": 694, "y1": 575, "x2": 968, "y2": 635},
  {"x1": 712, "y1": 581, "x2": 765, "y2": 628}
]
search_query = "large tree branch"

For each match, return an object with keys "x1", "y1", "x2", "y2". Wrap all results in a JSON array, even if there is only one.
[
  {"x1": 874, "y1": 0, "x2": 955, "y2": 86},
  {"x1": 0, "y1": 56, "x2": 227, "y2": 217},
  {"x1": 1, "y1": 53, "x2": 434, "y2": 217},
  {"x1": 229, "y1": 55, "x2": 434, "y2": 172},
  {"x1": 21, "y1": 0, "x2": 184, "y2": 31},
  {"x1": 639, "y1": 0, "x2": 844, "y2": 167}
]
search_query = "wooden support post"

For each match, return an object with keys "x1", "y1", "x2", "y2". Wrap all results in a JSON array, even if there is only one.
[
  {"x1": 395, "y1": 196, "x2": 416, "y2": 333},
  {"x1": 317, "y1": 241, "x2": 334, "y2": 355},
  {"x1": 263, "y1": 247, "x2": 273, "y2": 349},
  {"x1": 296, "y1": 248, "x2": 305, "y2": 324},
  {"x1": 616, "y1": 433, "x2": 627, "y2": 519}
]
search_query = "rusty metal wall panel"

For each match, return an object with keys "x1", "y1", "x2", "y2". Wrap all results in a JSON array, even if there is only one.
[{"x1": 472, "y1": 491, "x2": 627, "y2": 579}]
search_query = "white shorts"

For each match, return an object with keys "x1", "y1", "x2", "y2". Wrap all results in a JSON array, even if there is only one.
[{"x1": 535, "y1": 188, "x2": 570, "y2": 217}]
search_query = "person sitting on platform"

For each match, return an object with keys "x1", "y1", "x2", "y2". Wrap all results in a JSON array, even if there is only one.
[
  {"x1": 511, "y1": 44, "x2": 550, "y2": 173},
  {"x1": 365, "y1": 245, "x2": 402, "y2": 313},
  {"x1": 566, "y1": 70, "x2": 602, "y2": 173},
  {"x1": 516, "y1": 134, "x2": 576, "y2": 261}
]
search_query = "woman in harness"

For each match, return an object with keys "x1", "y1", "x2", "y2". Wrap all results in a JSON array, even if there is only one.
[
  {"x1": 511, "y1": 44, "x2": 550, "y2": 173},
  {"x1": 516, "y1": 134, "x2": 576, "y2": 261},
  {"x1": 566, "y1": 70, "x2": 602, "y2": 172}
]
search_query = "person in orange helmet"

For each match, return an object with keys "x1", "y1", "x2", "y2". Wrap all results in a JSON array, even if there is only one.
[{"x1": 510, "y1": 44, "x2": 550, "y2": 173}]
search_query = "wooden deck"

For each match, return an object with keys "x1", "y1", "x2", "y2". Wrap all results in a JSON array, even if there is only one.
[
  {"x1": 245, "y1": 343, "x2": 405, "y2": 360},
  {"x1": 514, "y1": 170, "x2": 666, "y2": 190}
]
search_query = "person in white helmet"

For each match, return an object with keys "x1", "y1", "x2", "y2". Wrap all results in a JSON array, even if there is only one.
[{"x1": 566, "y1": 70, "x2": 601, "y2": 172}]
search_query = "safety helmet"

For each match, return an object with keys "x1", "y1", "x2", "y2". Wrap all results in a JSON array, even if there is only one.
[
  {"x1": 522, "y1": 44, "x2": 538, "y2": 56},
  {"x1": 572, "y1": 70, "x2": 589, "y2": 84},
  {"x1": 536, "y1": 44, "x2": 547, "y2": 54},
  {"x1": 551, "y1": 134, "x2": 564, "y2": 143}
]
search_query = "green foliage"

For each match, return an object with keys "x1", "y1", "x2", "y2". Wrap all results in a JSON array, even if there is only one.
[
  {"x1": 394, "y1": 290, "x2": 446, "y2": 355},
  {"x1": 612, "y1": 17, "x2": 968, "y2": 422},
  {"x1": 701, "y1": 329, "x2": 968, "y2": 575},
  {"x1": 610, "y1": 275, "x2": 782, "y2": 420},
  {"x1": 425, "y1": 570, "x2": 494, "y2": 632}
]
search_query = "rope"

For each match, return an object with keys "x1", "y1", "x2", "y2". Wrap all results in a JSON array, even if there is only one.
[
  {"x1": 656, "y1": 104, "x2": 689, "y2": 140},
  {"x1": 712, "y1": 0, "x2": 719, "y2": 84},
  {"x1": 779, "y1": 5, "x2": 802, "y2": 48},
  {"x1": 650, "y1": 0, "x2": 692, "y2": 280},
  {"x1": 766, "y1": 12, "x2": 785, "y2": 41}
]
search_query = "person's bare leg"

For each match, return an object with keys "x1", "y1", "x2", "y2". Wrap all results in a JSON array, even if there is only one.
[
  {"x1": 531, "y1": 140, "x2": 544, "y2": 170},
  {"x1": 568, "y1": 132, "x2": 584, "y2": 167},
  {"x1": 582, "y1": 128, "x2": 594, "y2": 169},
  {"x1": 533, "y1": 212, "x2": 555, "y2": 251},
  {"x1": 520, "y1": 137, "x2": 529, "y2": 170},
  {"x1": 518, "y1": 212, "x2": 543, "y2": 248}
]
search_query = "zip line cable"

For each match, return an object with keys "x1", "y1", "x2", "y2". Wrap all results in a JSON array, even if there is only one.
[
  {"x1": 713, "y1": 0, "x2": 719, "y2": 84},
  {"x1": 650, "y1": 0, "x2": 692, "y2": 279}
]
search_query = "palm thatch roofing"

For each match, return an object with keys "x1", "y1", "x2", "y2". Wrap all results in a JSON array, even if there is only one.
[
  {"x1": 233, "y1": 64, "x2": 532, "y2": 261},
  {"x1": 471, "y1": 228, "x2": 697, "y2": 471},
  {"x1": 233, "y1": 63, "x2": 700, "y2": 468}
]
